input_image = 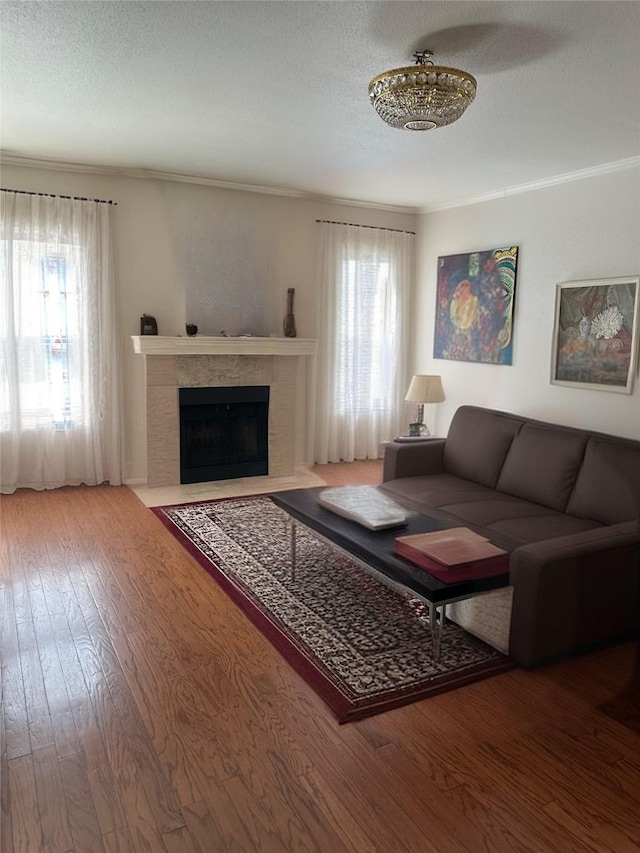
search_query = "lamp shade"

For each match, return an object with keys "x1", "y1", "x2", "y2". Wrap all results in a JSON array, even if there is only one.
[{"x1": 405, "y1": 374, "x2": 445, "y2": 404}]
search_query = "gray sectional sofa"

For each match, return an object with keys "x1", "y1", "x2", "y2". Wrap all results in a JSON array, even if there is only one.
[{"x1": 381, "y1": 405, "x2": 640, "y2": 667}]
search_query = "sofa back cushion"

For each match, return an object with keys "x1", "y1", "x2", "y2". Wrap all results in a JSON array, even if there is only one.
[
  {"x1": 496, "y1": 424, "x2": 587, "y2": 511},
  {"x1": 444, "y1": 406, "x2": 521, "y2": 488},
  {"x1": 566, "y1": 437, "x2": 640, "y2": 524}
]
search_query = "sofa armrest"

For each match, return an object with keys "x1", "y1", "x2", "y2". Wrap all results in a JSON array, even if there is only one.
[
  {"x1": 382, "y1": 439, "x2": 446, "y2": 482},
  {"x1": 508, "y1": 521, "x2": 640, "y2": 668}
]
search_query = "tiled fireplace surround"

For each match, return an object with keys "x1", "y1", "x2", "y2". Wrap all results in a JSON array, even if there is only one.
[{"x1": 134, "y1": 337, "x2": 317, "y2": 487}]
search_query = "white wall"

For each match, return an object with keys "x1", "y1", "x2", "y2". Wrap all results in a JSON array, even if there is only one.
[
  {"x1": 415, "y1": 167, "x2": 640, "y2": 441},
  {"x1": 2, "y1": 164, "x2": 416, "y2": 480}
]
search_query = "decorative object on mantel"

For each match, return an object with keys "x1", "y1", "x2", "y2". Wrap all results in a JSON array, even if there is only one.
[
  {"x1": 153, "y1": 495, "x2": 513, "y2": 722},
  {"x1": 369, "y1": 49, "x2": 476, "y2": 131},
  {"x1": 185, "y1": 323, "x2": 198, "y2": 337},
  {"x1": 283, "y1": 287, "x2": 297, "y2": 337},
  {"x1": 551, "y1": 276, "x2": 640, "y2": 394},
  {"x1": 404, "y1": 374, "x2": 445, "y2": 436},
  {"x1": 140, "y1": 314, "x2": 158, "y2": 335},
  {"x1": 434, "y1": 247, "x2": 518, "y2": 365}
]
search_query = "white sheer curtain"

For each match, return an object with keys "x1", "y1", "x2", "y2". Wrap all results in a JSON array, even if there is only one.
[
  {"x1": 312, "y1": 222, "x2": 413, "y2": 464},
  {"x1": 0, "y1": 190, "x2": 122, "y2": 493}
]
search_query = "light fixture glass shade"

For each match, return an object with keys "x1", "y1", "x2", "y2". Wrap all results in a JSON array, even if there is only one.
[
  {"x1": 405, "y1": 374, "x2": 445, "y2": 404},
  {"x1": 369, "y1": 54, "x2": 476, "y2": 131}
]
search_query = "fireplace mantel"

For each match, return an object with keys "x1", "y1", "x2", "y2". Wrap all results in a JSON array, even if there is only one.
[{"x1": 132, "y1": 335, "x2": 317, "y2": 357}]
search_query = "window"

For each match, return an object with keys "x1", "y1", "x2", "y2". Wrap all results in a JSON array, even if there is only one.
[
  {"x1": 1, "y1": 191, "x2": 121, "y2": 493},
  {"x1": 336, "y1": 256, "x2": 395, "y2": 415},
  {"x1": 313, "y1": 222, "x2": 413, "y2": 463},
  {"x1": 3, "y1": 250, "x2": 81, "y2": 431}
]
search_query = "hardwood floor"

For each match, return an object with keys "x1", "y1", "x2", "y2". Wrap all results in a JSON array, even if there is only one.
[
  {"x1": 309, "y1": 460, "x2": 383, "y2": 487},
  {"x1": 2, "y1": 466, "x2": 640, "y2": 852}
]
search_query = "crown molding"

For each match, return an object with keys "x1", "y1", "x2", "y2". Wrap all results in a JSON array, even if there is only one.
[
  {"x1": 0, "y1": 153, "x2": 417, "y2": 215},
  {"x1": 3, "y1": 152, "x2": 636, "y2": 216},
  {"x1": 419, "y1": 156, "x2": 640, "y2": 214}
]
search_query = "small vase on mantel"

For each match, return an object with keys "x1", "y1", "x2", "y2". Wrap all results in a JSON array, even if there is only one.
[{"x1": 283, "y1": 288, "x2": 297, "y2": 337}]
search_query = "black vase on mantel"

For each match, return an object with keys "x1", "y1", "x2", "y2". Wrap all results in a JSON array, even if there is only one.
[{"x1": 283, "y1": 287, "x2": 297, "y2": 338}]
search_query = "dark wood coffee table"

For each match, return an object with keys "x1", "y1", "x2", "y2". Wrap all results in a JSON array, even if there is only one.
[{"x1": 270, "y1": 487, "x2": 510, "y2": 661}]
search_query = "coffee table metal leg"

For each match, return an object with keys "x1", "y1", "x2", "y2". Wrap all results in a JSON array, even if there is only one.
[
  {"x1": 290, "y1": 520, "x2": 297, "y2": 580},
  {"x1": 429, "y1": 601, "x2": 444, "y2": 662}
]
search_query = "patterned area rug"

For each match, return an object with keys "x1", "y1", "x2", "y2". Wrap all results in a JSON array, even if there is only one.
[{"x1": 153, "y1": 496, "x2": 515, "y2": 722}]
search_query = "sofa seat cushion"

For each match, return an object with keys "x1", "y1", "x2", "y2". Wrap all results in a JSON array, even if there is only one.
[
  {"x1": 382, "y1": 474, "x2": 498, "y2": 511},
  {"x1": 438, "y1": 497, "x2": 557, "y2": 526},
  {"x1": 486, "y1": 513, "x2": 602, "y2": 545},
  {"x1": 432, "y1": 499, "x2": 601, "y2": 550}
]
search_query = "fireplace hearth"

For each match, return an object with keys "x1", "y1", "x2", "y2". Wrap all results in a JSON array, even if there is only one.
[{"x1": 179, "y1": 385, "x2": 269, "y2": 483}]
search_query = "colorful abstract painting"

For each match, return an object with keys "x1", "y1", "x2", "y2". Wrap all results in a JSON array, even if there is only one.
[
  {"x1": 551, "y1": 277, "x2": 639, "y2": 394},
  {"x1": 434, "y1": 247, "x2": 518, "y2": 364}
]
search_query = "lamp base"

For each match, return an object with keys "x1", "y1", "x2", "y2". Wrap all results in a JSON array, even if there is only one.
[{"x1": 409, "y1": 422, "x2": 430, "y2": 437}]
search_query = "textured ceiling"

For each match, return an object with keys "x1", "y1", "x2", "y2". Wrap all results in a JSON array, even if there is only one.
[{"x1": 1, "y1": 1, "x2": 639, "y2": 210}]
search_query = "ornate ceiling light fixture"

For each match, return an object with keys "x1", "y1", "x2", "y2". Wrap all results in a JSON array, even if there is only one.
[{"x1": 368, "y1": 50, "x2": 477, "y2": 131}]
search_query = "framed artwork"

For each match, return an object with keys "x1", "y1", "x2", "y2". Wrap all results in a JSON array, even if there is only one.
[
  {"x1": 434, "y1": 246, "x2": 518, "y2": 364},
  {"x1": 551, "y1": 276, "x2": 639, "y2": 394}
]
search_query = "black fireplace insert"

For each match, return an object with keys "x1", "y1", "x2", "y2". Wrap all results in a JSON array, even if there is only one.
[{"x1": 179, "y1": 385, "x2": 269, "y2": 483}]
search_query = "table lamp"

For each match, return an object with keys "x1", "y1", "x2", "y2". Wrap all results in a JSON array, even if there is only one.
[{"x1": 405, "y1": 375, "x2": 445, "y2": 436}]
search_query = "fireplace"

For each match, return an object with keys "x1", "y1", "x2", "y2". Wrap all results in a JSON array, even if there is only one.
[
  {"x1": 179, "y1": 385, "x2": 269, "y2": 483},
  {"x1": 133, "y1": 337, "x2": 317, "y2": 487}
]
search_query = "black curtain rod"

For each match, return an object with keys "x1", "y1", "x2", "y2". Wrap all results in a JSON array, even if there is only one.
[
  {"x1": 316, "y1": 219, "x2": 415, "y2": 235},
  {"x1": 1, "y1": 188, "x2": 117, "y2": 206}
]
